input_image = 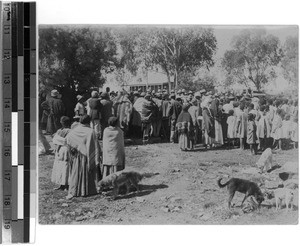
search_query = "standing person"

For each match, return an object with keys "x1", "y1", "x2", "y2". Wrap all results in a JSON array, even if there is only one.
[
  {"x1": 257, "y1": 105, "x2": 271, "y2": 151},
  {"x1": 161, "y1": 93, "x2": 171, "y2": 141},
  {"x1": 176, "y1": 103, "x2": 194, "y2": 151},
  {"x1": 74, "y1": 95, "x2": 86, "y2": 117},
  {"x1": 41, "y1": 89, "x2": 65, "y2": 135},
  {"x1": 88, "y1": 91, "x2": 102, "y2": 139},
  {"x1": 66, "y1": 115, "x2": 102, "y2": 199},
  {"x1": 113, "y1": 90, "x2": 133, "y2": 136},
  {"x1": 188, "y1": 99, "x2": 199, "y2": 145},
  {"x1": 141, "y1": 93, "x2": 157, "y2": 143},
  {"x1": 102, "y1": 117, "x2": 125, "y2": 178},
  {"x1": 292, "y1": 100, "x2": 298, "y2": 119},
  {"x1": 210, "y1": 98, "x2": 224, "y2": 146},
  {"x1": 152, "y1": 93, "x2": 163, "y2": 138},
  {"x1": 132, "y1": 93, "x2": 145, "y2": 138},
  {"x1": 291, "y1": 117, "x2": 298, "y2": 149},
  {"x1": 202, "y1": 97, "x2": 215, "y2": 149},
  {"x1": 236, "y1": 102, "x2": 248, "y2": 150},
  {"x1": 226, "y1": 109, "x2": 236, "y2": 148},
  {"x1": 51, "y1": 116, "x2": 71, "y2": 191},
  {"x1": 168, "y1": 93, "x2": 182, "y2": 143},
  {"x1": 271, "y1": 109, "x2": 284, "y2": 150},
  {"x1": 100, "y1": 92, "x2": 113, "y2": 139},
  {"x1": 247, "y1": 113, "x2": 257, "y2": 155},
  {"x1": 281, "y1": 114, "x2": 292, "y2": 149}
]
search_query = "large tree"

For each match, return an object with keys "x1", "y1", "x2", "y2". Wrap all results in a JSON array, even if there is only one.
[
  {"x1": 39, "y1": 26, "x2": 118, "y2": 91},
  {"x1": 137, "y1": 27, "x2": 217, "y2": 89},
  {"x1": 281, "y1": 35, "x2": 298, "y2": 88},
  {"x1": 222, "y1": 29, "x2": 283, "y2": 91}
]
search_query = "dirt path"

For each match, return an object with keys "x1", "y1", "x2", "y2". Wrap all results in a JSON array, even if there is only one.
[{"x1": 39, "y1": 141, "x2": 299, "y2": 225}]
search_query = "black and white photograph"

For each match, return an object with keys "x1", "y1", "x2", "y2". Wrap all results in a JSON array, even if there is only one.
[{"x1": 38, "y1": 24, "x2": 298, "y2": 225}]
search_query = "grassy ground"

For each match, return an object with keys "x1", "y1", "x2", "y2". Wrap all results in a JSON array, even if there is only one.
[{"x1": 39, "y1": 138, "x2": 299, "y2": 225}]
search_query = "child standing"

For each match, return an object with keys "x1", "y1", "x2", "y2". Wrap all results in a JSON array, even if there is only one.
[
  {"x1": 271, "y1": 109, "x2": 284, "y2": 150},
  {"x1": 282, "y1": 114, "x2": 292, "y2": 149},
  {"x1": 257, "y1": 105, "x2": 271, "y2": 151},
  {"x1": 236, "y1": 102, "x2": 248, "y2": 150},
  {"x1": 226, "y1": 109, "x2": 236, "y2": 148},
  {"x1": 247, "y1": 113, "x2": 257, "y2": 155},
  {"x1": 291, "y1": 117, "x2": 298, "y2": 149}
]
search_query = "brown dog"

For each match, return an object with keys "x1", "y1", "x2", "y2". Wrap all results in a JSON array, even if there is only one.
[
  {"x1": 98, "y1": 170, "x2": 158, "y2": 199},
  {"x1": 218, "y1": 178, "x2": 264, "y2": 208}
]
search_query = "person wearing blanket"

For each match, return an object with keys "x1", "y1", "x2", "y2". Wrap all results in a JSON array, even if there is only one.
[
  {"x1": 102, "y1": 116, "x2": 125, "y2": 178},
  {"x1": 51, "y1": 116, "x2": 71, "y2": 191},
  {"x1": 65, "y1": 115, "x2": 102, "y2": 199}
]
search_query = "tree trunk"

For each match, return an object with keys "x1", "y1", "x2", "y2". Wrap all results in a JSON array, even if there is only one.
[
  {"x1": 255, "y1": 79, "x2": 261, "y2": 91},
  {"x1": 174, "y1": 69, "x2": 178, "y2": 90},
  {"x1": 167, "y1": 72, "x2": 171, "y2": 92}
]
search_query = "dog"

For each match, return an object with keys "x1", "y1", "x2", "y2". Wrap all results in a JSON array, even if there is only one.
[
  {"x1": 273, "y1": 188, "x2": 295, "y2": 211},
  {"x1": 218, "y1": 178, "x2": 264, "y2": 209},
  {"x1": 256, "y1": 148, "x2": 273, "y2": 173},
  {"x1": 98, "y1": 170, "x2": 159, "y2": 199}
]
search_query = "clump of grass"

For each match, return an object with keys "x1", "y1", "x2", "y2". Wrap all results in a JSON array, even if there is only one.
[{"x1": 203, "y1": 202, "x2": 217, "y2": 209}]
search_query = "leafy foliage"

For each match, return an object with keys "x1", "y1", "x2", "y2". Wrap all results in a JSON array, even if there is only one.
[
  {"x1": 221, "y1": 29, "x2": 283, "y2": 91},
  {"x1": 39, "y1": 26, "x2": 119, "y2": 91},
  {"x1": 138, "y1": 27, "x2": 217, "y2": 89},
  {"x1": 281, "y1": 36, "x2": 298, "y2": 87}
]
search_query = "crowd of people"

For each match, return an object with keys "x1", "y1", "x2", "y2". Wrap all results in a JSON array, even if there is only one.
[{"x1": 39, "y1": 85, "x2": 298, "y2": 199}]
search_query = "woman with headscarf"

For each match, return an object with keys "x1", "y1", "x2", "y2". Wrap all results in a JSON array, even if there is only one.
[
  {"x1": 176, "y1": 103, "x2": 194, "y2": 151},
  {"x1": 65, "y1": 115, "x2": 102, "y2": 199},
  {"x1": 51, "y1": 116, "x2": 71, "y2": 191},
  {"x1": 102, "y1": 116, "x2": 125, "y2": 177},
  {"x1": 41, "y1": 89, "x2": 65, "y2": 134},
  {"x1": 202, "y1": 97, "x2": 215, "y2": 149},
  {"x1": 210, "y1": 98, "x2": 224, "y2": 146}
]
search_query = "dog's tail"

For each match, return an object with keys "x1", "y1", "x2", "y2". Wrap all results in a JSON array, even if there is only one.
[
  {"x1": 141, "y1": 172, "x2": 160, "y2": 178},
  {"x1": 217, "y1": 178, "x2": 229, "y2": 188}
]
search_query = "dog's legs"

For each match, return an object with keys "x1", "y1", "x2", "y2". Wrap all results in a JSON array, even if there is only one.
[
  {"x1": 131, "y1": 180, "x2": 140, "y2": 193},
  {"x1": 112, "y1": 186, "x2": 119, "y2": 199},
  {"x1": 241, "y1": 194, "x2": 249, "y2": 207},
  {"x1": 228, "y1": 191, "x2": 235, "y2": 209}
]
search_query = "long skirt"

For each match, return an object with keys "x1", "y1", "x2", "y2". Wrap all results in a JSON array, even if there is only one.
[
  {"x1": 101, "y1": 165, "x2": 124, "y2": 179},
  {"x1": 51, "y1": 146, "x2": 69, "y2": 185},
  {"x1": 68, "y1": 152, "x2": 98, "y2": 197},
  {"x1": 214, "y1": 120, "x2": 224, "y2": 145},
  {"x1": 179, "y1": 133, "x2": 193, "y2": 150}
]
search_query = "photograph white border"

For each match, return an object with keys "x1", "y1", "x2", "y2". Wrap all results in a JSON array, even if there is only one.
[{"x1": 35, "y1": 0, "x2": 300, "y2": 246}]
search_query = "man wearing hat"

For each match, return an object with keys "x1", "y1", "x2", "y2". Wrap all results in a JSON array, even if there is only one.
[
  {"x1": 41, "y1": 89, "x2": 66, "y2": 134},
  {"x1": 74, "y1": 95, "x2": 86, "y2": 117},
  {"x1": 152, "y1": 92, "x2": 163, "y2": 138},
  {"x1": 167, "y1": 93, "x2": 182, "y2": 143}
]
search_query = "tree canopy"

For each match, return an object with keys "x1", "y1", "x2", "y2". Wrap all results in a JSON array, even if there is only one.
[
  {"x1": 138, "y1": 27, "x2": 217, "y2": 89},
  {"x1": 39, "y1": 26, "x2": 119, "y2": 91},
  {"x1": 222, "y1": 29, "x2": 283, "y2": 91},
  {"x1": 281, "y1": 35, "x2": 298, "y2": 88}
]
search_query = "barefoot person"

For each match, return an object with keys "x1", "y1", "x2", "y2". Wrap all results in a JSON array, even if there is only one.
[
  {"x1": 102, "y1": 116, "x2": 125, "y2": 178},
  {"x1": 51, "y1": 116, "x2": 71, "y2": 190},
  {"x1": 66, "y1": 115, "x2": 102, "y2": 199}
]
